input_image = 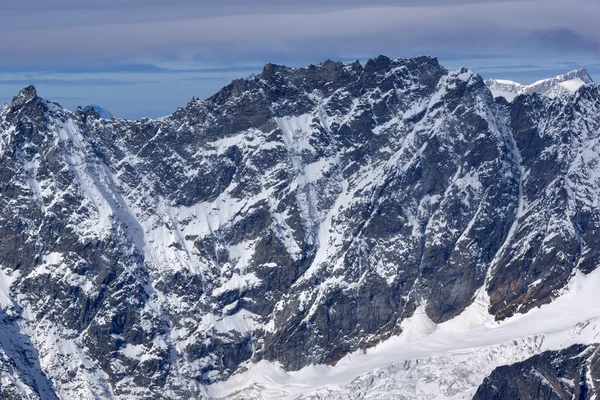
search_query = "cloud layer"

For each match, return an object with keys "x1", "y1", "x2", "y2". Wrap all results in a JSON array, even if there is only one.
[{"x1": 1, "y1": 0, "x2": 599, "y2": 68}]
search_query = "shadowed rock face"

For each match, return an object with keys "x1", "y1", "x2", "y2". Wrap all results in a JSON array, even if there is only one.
[
  {"x1": 0, "y1": 56, "x2": 599, "y2": 398},
  {"x1": 474, "y1": 344, "x2": 600, "y2": 400}
]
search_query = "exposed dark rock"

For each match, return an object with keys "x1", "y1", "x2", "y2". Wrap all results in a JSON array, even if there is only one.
[{"x1": 474, "y1": 344, "x2": 600, "y2": 400}]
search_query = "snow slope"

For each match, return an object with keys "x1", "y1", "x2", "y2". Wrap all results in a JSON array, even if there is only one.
[{"x1": 208, "y1": 268, "x2": 600, "y2": 399}]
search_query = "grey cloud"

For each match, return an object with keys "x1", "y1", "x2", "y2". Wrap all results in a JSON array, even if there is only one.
[
  {"x1": 1, "y1": 0, "x2": 516, "y2": 13},
  {"x1": 176, "y1": 75, "x2": 256, "y2": 82},
  {"x1": 0, "y1": 0, "x2": 509, "y2": 33},
  {"x1": 0, "y1": 64, "x2": 264, "y2": 75},
  {"x1": 523, "y1": 28, "x2": 600, "y2": 55},
  {"x1": 0, "y1": 78, "x2": 157, "y2": 86},
  {"x1": 0, "y1": 0, "x2": 599, "y2": 69}
]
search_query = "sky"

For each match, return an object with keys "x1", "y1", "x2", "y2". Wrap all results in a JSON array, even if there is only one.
[{"x1": 1, "y1": 0, "x2": 599, "y2": 119}]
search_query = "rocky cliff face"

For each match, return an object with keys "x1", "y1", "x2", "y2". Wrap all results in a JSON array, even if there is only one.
[
  {"x1": 474, "y1": 344, "x2": 600, "y2": 400},
  {"x1": 0, "y1": 56, "x2": 599, "y2": 399}
]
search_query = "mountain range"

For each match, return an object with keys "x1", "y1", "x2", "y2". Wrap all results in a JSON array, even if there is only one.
[{"x1": 0, "y1": 56, "x2": 599, "y2": 399}]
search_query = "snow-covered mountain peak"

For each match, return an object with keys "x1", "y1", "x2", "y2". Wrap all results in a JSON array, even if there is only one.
[
  {"x1": 485, "y1": 67, "x2": 594, "y2": 101},
  {"x1": 3, "y1": 85, "x2": 58, "y2": 128},
  {"x1": 10, "y1": 85, "x2": 38, "y2": 107},
  {"x1": 546, "y1": 67, "x2": 593, "y2": 84}
]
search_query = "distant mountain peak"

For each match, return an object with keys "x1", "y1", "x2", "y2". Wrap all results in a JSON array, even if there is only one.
[
  {"x1": 485, "y1": 67, "x2": 594, "y2": 101},
  {"x1": 530, "y1": 67, "x2": 593, "y2": 86},
  {"x1": 83, "y1": 104, "x2": 114, "y2": 119},
  {"x1": 568, "y1": 67, "x2": 593, "y2": 83}
]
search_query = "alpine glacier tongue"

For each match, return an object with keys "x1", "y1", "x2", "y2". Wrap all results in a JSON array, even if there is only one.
[{"x1": 0, "y1": 56, "x2": 599, "y2": 399}]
